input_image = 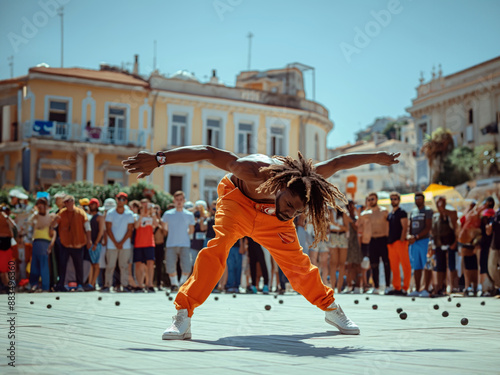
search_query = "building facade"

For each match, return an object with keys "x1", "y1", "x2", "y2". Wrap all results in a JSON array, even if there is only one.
[
  {"x1": 0, "y1": 63, "x2": 333, "y2": 202},
  {"x1": 406, "y1": 56, "x2": 500, "y2": 185}
]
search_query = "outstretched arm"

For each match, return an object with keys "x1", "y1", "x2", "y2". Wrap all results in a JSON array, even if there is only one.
[
  {"x1": 122, "y1": 145, "x2": 239, "y2": 178},
  {"x1": 314, "y1": 152, "x2": 400, "y2": 179}
]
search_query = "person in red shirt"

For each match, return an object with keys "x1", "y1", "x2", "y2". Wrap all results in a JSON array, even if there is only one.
[{"x1": 134, "y1": 199, "x2": 159, "y2": 292}]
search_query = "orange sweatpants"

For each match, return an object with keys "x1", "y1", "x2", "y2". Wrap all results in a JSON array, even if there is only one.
[
  {"x1": 387, "y1": 240, "x2": 412, "y2": 291},
  {"x1": 175, "y1": 175, "x2": 334, "y2": 317}
]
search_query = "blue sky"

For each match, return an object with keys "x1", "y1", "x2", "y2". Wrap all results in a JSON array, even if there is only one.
[{"x1": 1, "y1": 0, "x2": 499, "y2": 149}]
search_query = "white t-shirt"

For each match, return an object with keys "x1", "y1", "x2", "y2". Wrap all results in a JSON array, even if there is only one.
[{"x1": 105, "y1": 208, "x2": 135, "y2": 249}]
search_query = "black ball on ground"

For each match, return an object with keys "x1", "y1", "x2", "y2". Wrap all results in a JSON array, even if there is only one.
[
  {"x1": 433, "y1": 304, "x2": 439, "y2": 310},
  {"x1": 365, "y1": 297, "x2": 369, "y2": 300},
  {"x1": 233, "y1": 294, "x2": 237, "y2": 298},
  {"x1": 30, "y1": 301, "x2": 34, "y2": 305},
  {"x1": 447, "y1": 297, "x2": 452, "y2": 302},
  {"x1": 265, "y1": 305, "x2": 271, "y2": 311},
  {"x1": 411, "y1": 297, "x2": 416, "y2": 301},
  {"x1": 480, "y1": 301, "x2": 485, "y2": 306},
  {"x1": 55, "y1": 296, "x2": 60, "y2": 300},
  {"x1": 115, "y1": 301, "x2": 120, "y2": 306},
  {"x1": 456, "y1": 303, "x2": 461, "y2": 308},
  {"x1": 372, "y1": 304, "x2": 378, "y2": 310},
  {"x1": 47, "y1": 304, "x2": 52, "y2": 309},
  {"x1": 274, "y1": 295, "x2": 278, "y2": 299},
  {"x1": 279, "y1": 299, "x2": 283, "y2": 304},
  {"x1": 168, "y1": 296, "x2": 173, "y2": 301},
  {"x1": 166, "y1": 292, "x2": 170, "y2": 297},
  {"x1": 399, "y1": 312, "x2": 407, "y2": 320},
  {"x1": 442, "y1": 311, "x2": 449, "y2": 317},
  {"x1": 354, "y1": 300, "x2": 359, "y2": 304},
  {"x1": 214, "y1": 296, "x2": 219, "y2": 301},
  {"x1": 396, "y1": 308, "x2": 403, "y2": 314},
  {"x1": 461, "y1": 318, "x2": 468, "y2": 326},
  {"x1": 98, "y1": 296, "x2": 102, "y2": 301}
]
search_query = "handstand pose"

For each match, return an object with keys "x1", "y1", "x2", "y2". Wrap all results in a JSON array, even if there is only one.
[{"x1": 123, "y1": 146, "x2": 399, "y2": 339}]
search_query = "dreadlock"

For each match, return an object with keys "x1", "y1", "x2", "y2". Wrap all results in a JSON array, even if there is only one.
[{"x1": 256, "y1": 152, "x2": 347, "y2": 247}]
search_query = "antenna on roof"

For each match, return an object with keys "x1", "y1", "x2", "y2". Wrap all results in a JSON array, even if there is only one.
[
  {"x1": 58, "y1": 6, "x2": 64, "y2": 67},
  {"x1": 247, "y1": 32, "x2": 253, "y2": 70},
  {"x1": 153, "y1": 40, "x2": 157, "y2": 72},
  {"x1": 8, "y1": 56, "x2": 13, "y2": 78}
]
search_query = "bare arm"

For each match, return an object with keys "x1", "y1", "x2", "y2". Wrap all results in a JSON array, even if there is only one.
[
  {"x1": 400, "y1": 217, "x2": 408, "y2": 242},
  {"x1": 106, "y1": 222, "x2": 119, "y2": 247},
  {"x1": 188, "y1": 224, "x2": 195, "y2": 236},
  {"x1": 122, "y1": 145, "x2": 240, "y2": 179},
  {"x1": 314, "y1": 152, "x2": 400, "y2": 179}
]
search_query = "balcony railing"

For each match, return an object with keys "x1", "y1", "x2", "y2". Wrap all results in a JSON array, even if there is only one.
[{"x1": 21, "y1": 121, "x2": 147, "y2": 147}]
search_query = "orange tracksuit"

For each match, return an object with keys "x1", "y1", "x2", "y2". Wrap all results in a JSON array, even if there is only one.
[
  {"x1": 175, "y1": 175, "x2": 334, "y2": 317},
  {"x1": 387, "y1": 240, "x2": 412, "y2": 291}
]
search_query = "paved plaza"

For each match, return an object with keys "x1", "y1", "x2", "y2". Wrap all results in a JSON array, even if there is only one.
[{"x1": 1, "y1": 291, "x2": 499, "y2": 375}]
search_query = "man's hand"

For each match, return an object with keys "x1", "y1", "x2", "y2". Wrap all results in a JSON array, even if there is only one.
[
  {"x1": 122, "y1": 151, "x2": 158, "y2": 179},
  {"x1": 87, "y1": 240, "x2": 92, "y2": 250},
  {"x1": 377, "y1": 152, "x2": 400, "y2": 166}
]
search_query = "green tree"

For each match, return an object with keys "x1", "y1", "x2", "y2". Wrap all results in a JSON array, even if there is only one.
[{"x1": 421, "y1": 127, "x2": 454, "y2": 184}]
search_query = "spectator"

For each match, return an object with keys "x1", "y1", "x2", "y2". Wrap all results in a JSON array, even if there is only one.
[
  {"x1": 308, "y1": 220, "x2": 329, "y2": 286},
  {"x1": 295, "y1": 213, "x2": 311, "y2": 256},
  {"x1": 0, "y1": 206, "x2": 17, "y2": 291},
  {"x1": 127, "y1": 199, "x2": 141, "y2": 290},
  {"x1": 161, "y1": 191, "x2": 195, "y2": 291},
  {"x1": 87, "y1": 198, "x2": 105, "y2": 290},
  {"x1": 408, "y1": 192, "x2": 433, "y2": 297},
  {"x1": 386, "y1": 192, "x2": 411, "y2": 296},
  {"x1": 50, "y1": 191, "x2": 66, "y2": 291},
  {"x1": 364, "y1": 192, "x2": 391, "y2": 294},
  {"x1": 328, "y1": 207, "x2": 349, "y2": 293},
  {"x1": 96, "y1": 198, "x2": 117, "y2": 288},
  {"x1": 133, "y1": 199, "x2": 158, "y2": 292},
  {"x1": 79, "y1": 198, "x2": 90, "y2": 214},
  {"x1": 103, "y1": 192, "x2": 135, "y2": 292},
  {"x1": 358, "y1": 197, "x2": 373, "y2": 291},
  {"x1": 479, "y1": 197, "x2": 495, "y2": 295},
  {"x1": 54, "y1": 195, "x2": 92, "y2": 292},
  {"x1": 191, "y1": 200, "x2": 208, "y2": 268},
  {"x1": 153, "y1": 204, "x2": 168, "y2": 290},
  {"x1": 245, "y1": 236, "x2": 270, "y2": 294},
  {"x1": 28, "y1": 197, "x2": 55, "y2": 292},
  {"x1": 225, "y1": 238, "x2": 244, "y2": 293},
  {"x1": 458, "y1": 201, "x2": 481, "y2": 296},
  {"x1": 430, "y1": 196, "x2": 459, "y2": 296},
  {"x1": 486, "y1": 208, "x2": 500, "y2": 296},
  {"x1": 345, "y1": 200, "x2": 363, "y2": 294}
]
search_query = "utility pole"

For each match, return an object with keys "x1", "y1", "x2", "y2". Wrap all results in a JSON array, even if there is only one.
[
  {"x1": 58, "y1": 7, "x2": 64, "y2": 67},
  {"x1": 8, "y1": 56, "x2": 13, "y2": 78},
  {"x1": 153, "y1": 40, "x2": 157, "y2": 72},
  {"x1": 247, "y1": 32, "x2": 253, "y2": 70}
]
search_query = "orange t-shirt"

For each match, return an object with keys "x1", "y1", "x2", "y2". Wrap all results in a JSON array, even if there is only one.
[
  {"x1": 134, "y1": 216, "x2": 155, "y2": 248},
  {"x1": 58, "y1": 207, "x2": 88, "y2": 248}
]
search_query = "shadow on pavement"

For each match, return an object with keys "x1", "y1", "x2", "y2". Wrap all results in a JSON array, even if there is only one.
[{"x1": 125, "y1": 331, "x2": 464, "y2": 358}]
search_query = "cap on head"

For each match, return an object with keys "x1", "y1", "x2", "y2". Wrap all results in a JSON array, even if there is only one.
[
  {"x1": 116, "y1": 192, "x2": 128, "y2": 199},
  {"x1": 89, "y1": 198, "x2": 100, "y2": 207},
  {"x1": 79, "y1": 198, "x2": 90, "y2": 206},
  {"x1": 103, "y1": 198, "x2": 117, "y2": 210},
  {"x1": 35, "y1": 197, "x2": 48, "y2": 205},
  {"x1": 195, "y1": 200, "x2": 207, "y2": 209}
]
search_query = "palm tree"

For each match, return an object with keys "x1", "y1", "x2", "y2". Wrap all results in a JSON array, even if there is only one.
[{"x1": 421, "y1": 127, "x2": 454, "y2": 184}]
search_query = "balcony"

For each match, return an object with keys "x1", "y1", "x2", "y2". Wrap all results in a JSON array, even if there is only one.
[{"x1": 21, "y1": 121, "x2": 147, "y2": 147}]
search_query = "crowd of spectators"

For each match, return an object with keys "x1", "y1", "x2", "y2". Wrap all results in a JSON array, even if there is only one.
[{"x1": 1, "y1": 187, "x2": 500, "y2": 298}]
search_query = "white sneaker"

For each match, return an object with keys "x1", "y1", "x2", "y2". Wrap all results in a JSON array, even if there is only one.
[
  {"x1": 162, "y1": 309, "x2": 191, "y2": 340},
  {"x1": 419, "y1": 290, "x2": 430, "y2": 298},
  {"x1": 352, "y1": 287, "x2": 361, "y2": 294},
  {"x1": 408, "y1": 290, "x2": 420, "y2": 297},
  {"x1": 325, "y1": 302, "x2": 360, "y2": 335}
]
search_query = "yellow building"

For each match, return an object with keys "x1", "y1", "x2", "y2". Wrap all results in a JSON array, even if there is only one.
[
  {"x1": 0, "y1": 62, "x2": 333, "y2": 202},
  {"x1": 0, "y1": 64, "x2": 151, "y2": 190}
]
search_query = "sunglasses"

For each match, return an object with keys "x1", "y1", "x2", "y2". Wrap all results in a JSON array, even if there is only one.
[
  {"x1": 63, "y1": 200, "x2": 74, "y2": 203},
  {"x1": 390, "y1": 198, "x2": 399, "y2": 201},
  {"x1": 117, "y1": 198, "x2": 127, "y2": 202}
]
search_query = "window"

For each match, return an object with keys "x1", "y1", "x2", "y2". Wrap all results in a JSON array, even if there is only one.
[
  {"x1": 237, "y1": 123, "x2": 253, "y2": 154},
  {"x1": 206, "y1": 119, "x2": 221, "y2": 148},
  {"x1": 106, "y1": 170, "x2": 125, "y2": 186},
  {"x1": 203, "y1": 179, "x2": 219, "y2": 204},
  {"x1": 169, "y1": 175, "x2": 183, "y2": 195},
  {"x1": 466, "y1": 125, "x2": 474, "y2": 143},
  {"x1": 270, "y1": 127, "x2": 284, "y2": 155},
  {"x1": 49, "y1": 100, "x2": 68, "y2": 123},
  {"x1": 314, "y1": 134, "x2": 319, "y2": 160},
  {"x1": 172, "y1": 114, "x2": 187, "y2": 146},
  {"x1": 108, "y1": 107, "x2": 126, "y2": 142},
  {"x1": 366, "y1": 179, "x2": 374, "y2": 190},
  {"x1": 468, "y1": 109, "x2": 473, "y2": 124},
  {"x1": 369, "y1": 164, "x2": 375, "y2": 171}
]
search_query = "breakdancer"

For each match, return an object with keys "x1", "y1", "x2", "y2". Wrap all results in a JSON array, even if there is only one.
[{"x1": 123, "y1": 146, "x2": 399, "y2": 339}]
